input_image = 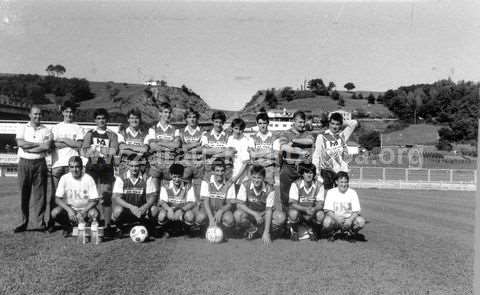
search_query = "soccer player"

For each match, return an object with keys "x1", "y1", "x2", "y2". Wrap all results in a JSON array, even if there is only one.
[
  {"x1": 322, "y1": 171, "x2": 366, "y2": 241},
  {"x1": 112, "y1": 154, "x2": 157, "y2": 234},
  {"x1": 178, "y1": 108, "x2": 205, "y2": 199},
  {"x1": 197, "y1": 159, "x2": 236, "y2": 233},
  {"x1": 277, "y1": 111, "x2": 316, "y2": 209},
  {"x1": 153, "y1": 163, "x2": 196, "y2": 236},
  {"x1": 287, "y1": 163, "x2": 325, "y2": 241},
  {"x1": 233, "y1": 165, "x2": 286, "y2": 245},
  {"x1": 117, "y1": 109, "x2": 149, "y2": 175},
  {"x1": 51, "y1": 156, "x2": 100, "y2": 237},
  {"x1": 226, "y1": 118, "x2": 254, "y2": 183},
  {"x1": 202, "y1": 111, "x2": 236, "y2": 181},
  {"x1": 49, "y1": 100, "x2": 85, "y2": 232},
  {"x1": 81, "y1": 108, "x2": 119, "y2": 234},
  {"x1": 14, "y1": 105, "x2": 53, "y2": 233},
  {"x1": 144, "y1": 102, "x2": 180, "y2": 189},
  {"x1": 248, "y1": 112, "x2": 279, "y2": 185},
  {"x1": 313, "y1": 112, "x2": 358, "y2": 190}
]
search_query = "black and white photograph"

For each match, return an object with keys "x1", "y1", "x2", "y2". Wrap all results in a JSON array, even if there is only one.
[{"x1": 0, "y1": 0, "x2": 478, "y2": 294}]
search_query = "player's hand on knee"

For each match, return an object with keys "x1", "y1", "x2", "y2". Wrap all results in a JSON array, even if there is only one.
[
  {"x1": 254, "y1": 213, "x2": 264, "y2": 225},
  {"x1": 167, "y1": 208, "x2": 175, "y2": 220},
  {"x1": 67, "y1": 208, "x2": 77, "y2": 223},
  {"x1": 214, "y1": 211, "x2": 223, "y2": 223}
]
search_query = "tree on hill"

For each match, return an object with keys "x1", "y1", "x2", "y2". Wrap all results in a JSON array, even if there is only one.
[
  {"x1": 307, "y1": 79, "x2": 328, "y2": 96},
  {"x1": 344, "y1": 82, "x2": 355, "y2": 92},
  {"x1": 367, "y1": 93, "x2": 375, "y2": 104},
  {"x1": 338, "y1": 97, "x2": 345, "y2": 107},
  {"x1": 376, "y1": 94, "x2": 384, "y2": 104},
  {"x1": 46, "y1": 64, "x2": 66, "y2": 77},
  {"x1": 280, "y1": 87, "x2": 295, "y2": 101},
  {"x1": 383, "y1": 80, "x2": 479, "y2": 142},
  {"x1": 357, "y1": 93, "x2": 364, "y2": 100},
  {"x1": 265, "y1": 89, "x2": 278, "y2": 108},
  {"x1": 327, "y1": 81, "x2": 336, "y2": 93},
  {"x1": 351, "y1": 93, "x2": 358, "y2": 100}
]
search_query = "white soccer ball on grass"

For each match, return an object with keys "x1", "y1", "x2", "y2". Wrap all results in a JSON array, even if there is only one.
[
  {"x1": 205, "y1": 225, "x2": 224, "y2": 243},
  {"x1": 130, "y1": 225, "x2": 148, "y2": 243}
]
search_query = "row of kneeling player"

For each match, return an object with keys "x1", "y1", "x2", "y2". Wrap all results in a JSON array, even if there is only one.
[{"x1": 52, "y1": 155, "x2": 366, "y2": 244}]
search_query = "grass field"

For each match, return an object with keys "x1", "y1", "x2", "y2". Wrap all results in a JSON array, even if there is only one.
[{"x1": 0, "y1": 178, "x2": 473, "y2": 295}]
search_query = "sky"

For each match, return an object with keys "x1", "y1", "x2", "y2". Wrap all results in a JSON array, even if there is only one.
[{"x1": 1, "y1": 0, "x2": 479, "y2": 110}]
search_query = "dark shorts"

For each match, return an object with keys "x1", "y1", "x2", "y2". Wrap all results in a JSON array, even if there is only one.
[
  {"x1": 85, "y1": 166, "x2": 114, "y2": 206},
  {"x1": 113, "y1": 205, "x2": 151, "y2": 224}
]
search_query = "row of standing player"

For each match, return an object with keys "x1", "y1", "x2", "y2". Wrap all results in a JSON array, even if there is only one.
[{"x1": 15, "y1": 100, "x2": 365, "y2": 242}]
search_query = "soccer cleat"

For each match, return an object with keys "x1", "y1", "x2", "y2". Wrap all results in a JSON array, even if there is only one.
[
  {"x1": 62, "y1": 227, "x2": 72, "y2": 238},
  {"x1": 103, "y1": 226, "x2": 115, "y2": 238},
  {"x1": 309, "y1": 231, "x2": 319, "y2": 242},
  {"x1": 287, "y1": 223, "x2": 299, "y2": 241},
  {"x1": 327, "y1": 232, "x2": 337, "y2": 242},
  {"x1": 46, "y1": 224, "x2": 55, "y2": 233},
  {"x1": 13, "y1": 225, "x2": 27, "y2": 233}
]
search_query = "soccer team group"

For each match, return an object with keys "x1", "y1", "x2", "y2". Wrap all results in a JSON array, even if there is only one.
[{"x1": 14, "y1": 100, "x2": 366, "y2": 244}]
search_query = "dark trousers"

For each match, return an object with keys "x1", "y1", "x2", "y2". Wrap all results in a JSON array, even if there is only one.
[
  {"x1": 47, "y1": 166, "x2": 70, "y2": 226},
  {"x1": 17, "y1": 158, "x2": 48, "y2": 229},
  {"x1": 279, "y1": 163, "x2": 301, "y2": 209}
]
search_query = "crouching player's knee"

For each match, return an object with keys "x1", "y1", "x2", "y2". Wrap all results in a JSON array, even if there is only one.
[
  {"x1": 314, "y1": 210, "x2": 325, "y2": 225},
  {"x1": 183, "y1": 210, "x2": 195, "y2": 225},
  {"x1": 157, "y1": 209, "x2": 168, "y2": 225},
  {"x1": 221, "y1": 211, "x2": 234, "y2": 228},
  {"x1": 51, "y1": 206, "x2": 63, "y2": 220},
  {"x1": 322, "y1": 215, "x2": 337, "y2": 233},
  {"x1": 111, "y1": 206, "x2": 124, "y2": 222},
  {"x1": 150, "y1": 206, "x2": 159, "y2": 219},
  {"x1": 272, "y1": 210, "x2": 286, "y2": 226},
  {"x1": 195, "y1": 209, "x2": 207, "y2": 226},
  {"x1": 352, "y1": 215, "x2": 366, "y2": 232},
  {"x1": 233, "y1": 209, "x2": 248, "y2": 226},
  {"x1": 287, "y1": 208, "x2": 299, "y2": 223}
]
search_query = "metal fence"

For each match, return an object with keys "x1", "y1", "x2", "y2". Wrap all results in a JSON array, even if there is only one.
[{"x1": 349, "y1": 166, "x2": 476, "y2": 184}]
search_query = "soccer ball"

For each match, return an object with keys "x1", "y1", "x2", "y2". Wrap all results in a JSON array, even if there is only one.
[
  {"x1": 205, "y1": 225, "x2": 224, "y2": 243},
  {"x1": 130, "y1": 225, "x2": 148, "y2": 243}
]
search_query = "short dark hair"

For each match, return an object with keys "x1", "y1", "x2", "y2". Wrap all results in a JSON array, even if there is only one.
[
  {"x1": 329, "y1": 112, "x2": 343, "y2": 125},
  {"x1": 68, "y1": 156, "x2": 83, "y2": 166},
  {"x1": 299, "y1": 163, "x2": 316, "y2": 178},
  {"x1": 211, "y1": 111, "x2": 226, "y2": 123},
  {"x1": 61, "y1": 100, "x2": 77, "y2": 112},
  {"x1": 256, "y1": 112, "x2": 269, "y2": 123},
  {"x1": 211, "y1": 159, "x2": 226, "y2": 171},
  {"x1": 159, "y1": 102, "x2": 172, "y2": 111},
  {"x1": 94, "y1": 108, "x2": 109, "y2": 120},
  {"x1": 250, "y1": 165, "x2": 266, "y2": 178},
  {"x1": 127, "y1": 109, "x2": 142, "y2": 120},
  {"x1": 231, "y1": 118, "x2": 246, "y2": 130},
  {"x1": 293, "y1": 111, "x2": 306, "y2": 120},
  {"x1": 169, "y1": 163, "x2": 185, "y2": 176},
  {"x1": 126, "y1": 154, "x2": 142, "y2": 163},
  {"x1": 184, "y1": 108, "x2": 200, "y2": 120},
  {"x1": 336, "y1": 171, "x2": 349, "y2": 182}
]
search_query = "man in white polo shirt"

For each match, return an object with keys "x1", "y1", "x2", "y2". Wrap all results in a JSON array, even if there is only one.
[
  {"x1": 51, "y1": 156, "x2": 100, "y2": 237},
  {"x1": 48, "y1": 100, "x2": 85, "y2": 232},
  {"x1": 14, "y1": 105, "x2": 53, "y2": 233}
]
